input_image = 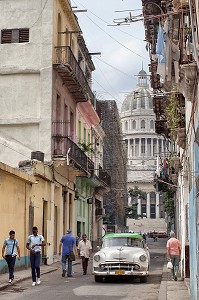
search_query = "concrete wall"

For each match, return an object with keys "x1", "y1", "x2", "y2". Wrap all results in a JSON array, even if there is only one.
[{"x1": 0, "y1": 0, "x2": 53, "y2": 167}]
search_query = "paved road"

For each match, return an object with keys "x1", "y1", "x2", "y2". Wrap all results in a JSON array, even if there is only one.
[{"x1": 0, "y1": 238, "x2": 167, "y2": 300}]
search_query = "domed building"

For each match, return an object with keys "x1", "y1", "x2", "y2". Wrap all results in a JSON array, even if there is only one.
[{"x1": 121, "y1": 69, "x2": 168, "y2": 231}]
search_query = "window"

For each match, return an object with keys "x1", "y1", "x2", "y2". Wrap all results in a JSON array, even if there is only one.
[
  {"x1": 78, "y1": 118, "x2": 81, "y2": 143},
  {"x1": 141, "y1": 138, "x2": 145, "y2": 154},
  {"x1": 141, "y1": 91, "x2": 145, "y2": 108},
  {"x1": 150, "y1": 120, "x2": 154, "y2": 129},
  {"x1": 1, "y1": 29, "x2": 29, "y2": 44},
  {"x1": 84, "y1": 124, "x2": 86, "y2": 143},
  {"x1": 141, "y1": 120, "x2": 145, "y2": 129},
  {"x1": 125, "y1": 121, "x2": 128, "y2": 130},
  {"x1": 132, "y1": 120, "x2": 136, "y2": 129},
  {"x1": 132, "y1": 98, "x2": 137, "y2": 109},
  {"x1": 148, "y1": 96, "x2": 153, "y2": 109}
]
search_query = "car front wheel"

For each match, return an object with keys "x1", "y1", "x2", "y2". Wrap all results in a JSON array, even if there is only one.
[
  {"x1": 95, "y1": 275, "x2": 103, "y2": 282},
  {"x1": 140, "y1": 276, "x2": 147, "y2": 283}
]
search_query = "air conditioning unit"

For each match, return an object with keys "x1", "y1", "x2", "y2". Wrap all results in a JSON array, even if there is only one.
[{"x1": 95, "y1": 208, "x2": 105, "y2": 216}]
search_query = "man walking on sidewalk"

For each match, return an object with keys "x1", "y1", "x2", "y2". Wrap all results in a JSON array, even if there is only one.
[
  {"x1": 2, "y1": 230, "x2": 21, "y2": 283},
  {"x1": 167, "y1": 231, "x2": 181, "y2": 281},
  {"x1": 26, "y1": 226, "x2": 46, "y2": 287},
  {"x1": 77, "y1": 234, "x2": 92, "y2": 275},
  {"x1": 59, "y1": 229, "x2": 77, "y2": 278}
]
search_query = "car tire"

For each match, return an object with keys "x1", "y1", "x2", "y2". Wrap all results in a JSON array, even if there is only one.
[
  {"x1": 95, "y1": 276, "x2": 103, "y2": 282},
  {"x1": 140, "y1": 276, "x2": 147, "y2": 283}
]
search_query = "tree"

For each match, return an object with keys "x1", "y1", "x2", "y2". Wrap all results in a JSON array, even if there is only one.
[{"x1": 125, "y1": 186, "x2": 146, "y2": 219}]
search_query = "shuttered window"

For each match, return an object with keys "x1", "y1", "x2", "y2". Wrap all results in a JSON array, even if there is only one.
[{"x1": 1, "y1": 28, "x2": 29, "y2": 44}]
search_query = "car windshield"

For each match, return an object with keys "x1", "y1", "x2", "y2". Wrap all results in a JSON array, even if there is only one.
[{"x1": 103, "y1": 237, "x2": 143, "y2": 248}]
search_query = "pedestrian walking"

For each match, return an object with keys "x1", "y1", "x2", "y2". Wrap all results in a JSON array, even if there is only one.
[
  {"x1": 77, "y1": 234, "x2": 92, "y2": 275},
  {"x1": 26, "y1": 226, "x2": 46, "y2": 286},
  {"x1": 2, "y1": 230, "x2": 20, "y2": 283},
  {"x1": 59, "y1": 229, "x2": 77, "y2": 278},
  {"x1": 167, "y1": 231, "x2": 181, "y2": 281}
]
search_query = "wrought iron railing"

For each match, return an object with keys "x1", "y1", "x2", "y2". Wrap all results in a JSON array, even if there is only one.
[
  {"x1": 54, "y1": 46, "x2": 94, "y2": 105},
  {"x1": 52, "y1": 121, "x2": 94, "y2": 173},
  {"x1": 98, "y1": 167, "x2": 111, "y2": 187}
]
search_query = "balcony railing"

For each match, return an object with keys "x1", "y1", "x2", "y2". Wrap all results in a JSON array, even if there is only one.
[
  {"x1": 98, "y1": 167, "x2": 111, "y2": 187},
  {"x1": 54, "y1": 46, "x2": 94, "y2": 104},
  {"x1": 52, "y1": 121, "x2": 94, "y2": 174}
]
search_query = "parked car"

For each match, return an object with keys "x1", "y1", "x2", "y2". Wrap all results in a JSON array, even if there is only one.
[
  {"x1": 93, "y1": 232, "x2": 150, "y2": 283},
  {"x1": 154, "y1": 232, "x2": 168, "y2": 238}
]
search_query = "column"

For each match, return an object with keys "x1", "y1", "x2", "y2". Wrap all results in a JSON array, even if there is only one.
[
  {"x1": 133, "y1": 138, "x2": 135, "y2": 157},
  {"x1": 145, "y1": 138, "x2": 148, "y2": 157},
  {"x1": 139, "y1": 138, "x2": 141, "y2": 157},
  {"x1": 128, "y1": 139, "x2": 130, "y2": 158},
  {"x1": 151, "y1": 138, "x2": 153, "y2": 157},
  {"x1": 156, "y1": 192, "x2": 160, "y2": 218},
  {"x1": 147, "y1": 193, "x2": 150, "y2": 218},
  {"x1": 128, "y1": 196, "x2": 132, "y2": 206},
  {"x1": 137, "y1": 197, "x2": 141, "y2": 215}
]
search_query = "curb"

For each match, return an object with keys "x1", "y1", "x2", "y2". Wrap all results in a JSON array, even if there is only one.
[
  {"x1": 0, "y1": 261, "x2": 81, "y2": 291},
  {"x1": 158, "y1": 263, "x2": 168, "y2": 300},
  {"x1": 0, "y1": 267, "x2": 58, "y2": 291}
]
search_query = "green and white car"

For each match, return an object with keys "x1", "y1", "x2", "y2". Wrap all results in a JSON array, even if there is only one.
[{"x1": 93, "y1": 232, "x2": 150, "y2": 283}]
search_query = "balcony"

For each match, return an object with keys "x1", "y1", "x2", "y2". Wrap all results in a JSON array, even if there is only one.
[
  {"x1": 52, "y1": 120, "x2": 94, "y2": 174},
  {"x1": 98, "y1": 168, "x2": 111, "y2": 187},
  {"x1": 53, "y1": 46, "x2": 94, "y2": 104}
]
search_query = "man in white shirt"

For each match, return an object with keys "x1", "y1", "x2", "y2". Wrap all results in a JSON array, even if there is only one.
[
  {"x1": 77, "y1": 234, "x2": 92, "y2": 275},
  {"x1": 26, "y1": 226, "x2": 46, "y2": 286}
]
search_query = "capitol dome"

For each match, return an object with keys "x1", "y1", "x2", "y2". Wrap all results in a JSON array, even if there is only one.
[{"x1": 121, "y1": 68, "x2": 153, "y2": 114}]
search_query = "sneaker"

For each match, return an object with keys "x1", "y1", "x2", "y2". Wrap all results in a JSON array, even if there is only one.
[
  {"x1": 62, "y1": 270, "x2": 66, "y2": 277},
  {"x1": 37, "y1": 279, "x2": 41, "y2": 285},
  {"x1": 9, "y1": 279, "x2": 12, "y2": 283},
  {"x1": 174, "y1": 276, "x2": 177, "y2": 281},
  {"x1": 67, "y1": 275, "x2": 73, "y2": 277},
  {"x1": 32, "y1": 282, "x2": 36, "y2": 287}
]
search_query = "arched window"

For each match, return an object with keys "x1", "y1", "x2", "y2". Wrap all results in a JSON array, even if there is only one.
[
  {"x1": 150, "y1": 120, "x2": 154, "y2": 129},
  {"x1": 125, "y1": 121, "x2": 128, "y2": 131},
  {"x1": 141, "y1": 120, "x2": 145, "y2": 129},
  {"x1": 132, "y1": 120, "x2": 136, "y2": 129},
  {"x1": 133, "y1": 98, "x2": 137, "y2": 109}
]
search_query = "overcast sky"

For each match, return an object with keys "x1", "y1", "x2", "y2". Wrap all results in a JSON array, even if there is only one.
[{"x1": 71, "y1": 0, "x2": 150, "y2": 110}]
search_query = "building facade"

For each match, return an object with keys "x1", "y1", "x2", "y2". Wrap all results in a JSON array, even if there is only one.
[
  {"x1": 0, "y1": 0, "x2": 110, "y2": 260},
  {"x1": 120, "y1": 70, "x2": 167, "y2": 232}
]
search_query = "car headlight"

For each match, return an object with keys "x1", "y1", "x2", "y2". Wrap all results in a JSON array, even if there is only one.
[
  {"x1": 139, "y1": 254, "x2": 147, "y2": 262},
  {"x1": 94, "y1": 255, "x2": 100, "y2": 262}
]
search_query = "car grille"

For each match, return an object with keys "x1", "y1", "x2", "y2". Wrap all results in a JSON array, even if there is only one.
[{"x1": 98, "y1": 262, "x2": 140, "y2": 271}]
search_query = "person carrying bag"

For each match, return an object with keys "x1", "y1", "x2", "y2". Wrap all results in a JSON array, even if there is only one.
[{"x1": 2, "y1": 230, "x2": 21, "y2": 283}]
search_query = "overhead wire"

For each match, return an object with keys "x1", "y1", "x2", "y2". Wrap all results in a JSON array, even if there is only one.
[{"x1": 72, "y1": 0, "x2": 148, "y2": 60}]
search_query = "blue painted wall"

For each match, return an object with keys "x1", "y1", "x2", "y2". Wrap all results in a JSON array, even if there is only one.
[
  {"x1": 189, "y1": 122, "x2": 199, "y2": 300},
  {"x1": 0, "y1": 256, "x2": 30, "y2": 274}
]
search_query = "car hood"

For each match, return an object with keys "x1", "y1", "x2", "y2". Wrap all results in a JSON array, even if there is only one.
[{"x1": 97, "y1": 246, "x2": 147, "y2": 262}]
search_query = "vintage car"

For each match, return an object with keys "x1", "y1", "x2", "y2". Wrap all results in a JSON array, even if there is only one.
[{"x1": 93, "y1": 232, "x2": 150, "y2": 283}]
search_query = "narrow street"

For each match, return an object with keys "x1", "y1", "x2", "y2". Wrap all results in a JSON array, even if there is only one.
[{"x1": 0, "y1": 238, "x2": 166, "y2": 300}]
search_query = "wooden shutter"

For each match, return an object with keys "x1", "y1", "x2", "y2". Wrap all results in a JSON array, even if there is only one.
[
  {"x1": 1, "y1": 30, "x2": 12, "y2": 44},
  {"x1": 1, "y1": 28, "x2": 29, "y2": 44},
  {"x1": 19, "y1": 29, "x2": 29, "y2": 43}
]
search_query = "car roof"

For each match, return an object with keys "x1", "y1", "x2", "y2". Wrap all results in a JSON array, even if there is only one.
[{"x1": 103, "y1": 233, "x2": 143, "y2": 239}]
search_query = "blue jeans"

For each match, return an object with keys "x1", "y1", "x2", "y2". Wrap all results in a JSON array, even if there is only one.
[
  {"x1": 62, "y1": 254, "x2": 72, "y2": 276},
  {"x1": 6, "y1": 256, "x2": 16, "y2": 279},
  {"x1": 30, "y1": 253, "x2": 41, "y2": 282}
]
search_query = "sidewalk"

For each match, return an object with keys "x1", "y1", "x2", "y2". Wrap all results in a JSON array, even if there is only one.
[
  {"x1": 0, "y1": 261, "x2": 80, "y2": 291},
  {"x1": 158, "y1": 264, "x2": 191, "y2": 300}
]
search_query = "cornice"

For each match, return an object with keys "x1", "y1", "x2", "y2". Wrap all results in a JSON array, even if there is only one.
[{"x1": 58, "y1": 0, "x2": 80, "y2": 31}]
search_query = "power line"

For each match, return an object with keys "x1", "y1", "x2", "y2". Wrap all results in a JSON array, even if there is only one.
[{"x1": 30, "y1": 0, "x2": 49, "y2": 28}]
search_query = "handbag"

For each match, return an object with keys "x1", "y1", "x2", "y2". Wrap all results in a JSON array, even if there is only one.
[
  {"x1": 167, "y1": 261, "x2": 173, "y2": 269},
  {"x1": 69, "y1": 251, "x2": 76, "y2": 261},
  {"x1": 5, "y1": 239, "x2": 15, "y2": 262}
]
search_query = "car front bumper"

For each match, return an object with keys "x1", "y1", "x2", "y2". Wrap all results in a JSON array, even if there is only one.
[{"x1": 92, "y1": 270, "x2": 148, "y2": 276}]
